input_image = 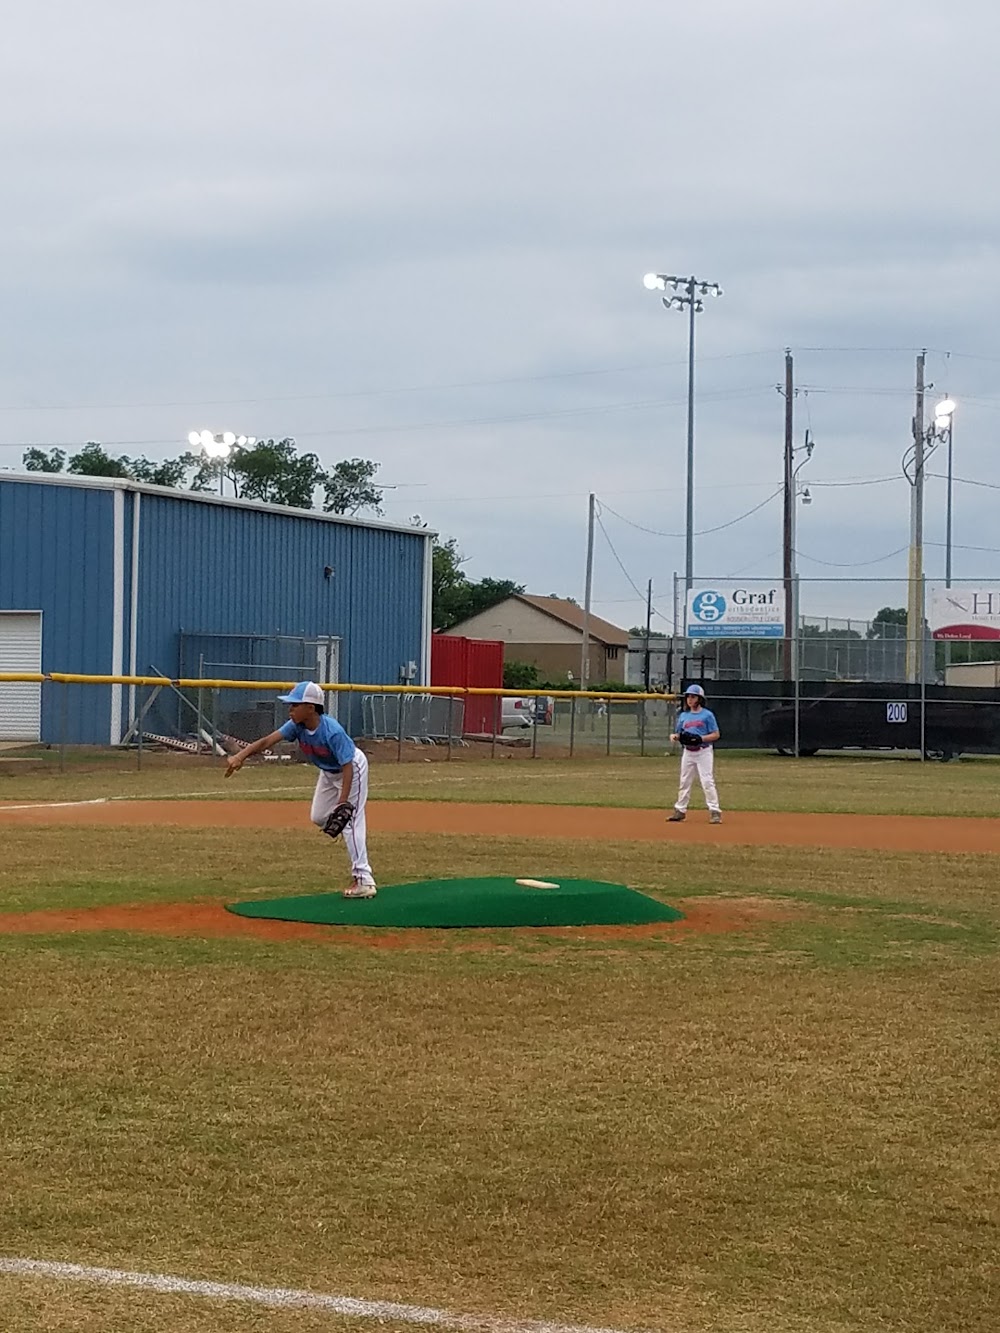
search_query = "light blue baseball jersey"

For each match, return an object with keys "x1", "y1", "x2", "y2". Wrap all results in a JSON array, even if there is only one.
[
  {"x1": 279, "y1": 714, "x2": 356, "y2": 772},
  {"x1": 676, "y1": 708, "x2": 719, "y2": 746}
]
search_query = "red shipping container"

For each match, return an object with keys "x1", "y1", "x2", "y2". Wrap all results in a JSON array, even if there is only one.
[{"x1": 431, "y1": 634, "x2": 504, "y2": 735}]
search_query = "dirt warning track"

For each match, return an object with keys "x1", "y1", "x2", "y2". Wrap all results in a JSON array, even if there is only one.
[{"x1": 0, "y1": 798, "x2": 997, "y2": 855}]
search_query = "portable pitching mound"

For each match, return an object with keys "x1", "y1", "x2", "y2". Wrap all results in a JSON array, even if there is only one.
[{"x1": 226, "y1": 877, "x2": 684, "y2": 930}]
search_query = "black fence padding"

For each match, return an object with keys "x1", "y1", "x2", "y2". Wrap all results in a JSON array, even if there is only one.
[{"x1": 695, "y1": 681, "x2": 1000, "y2": 756}]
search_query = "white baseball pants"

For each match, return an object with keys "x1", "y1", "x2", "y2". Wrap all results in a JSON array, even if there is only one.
[
  {"x1": 675, "y1": 746, "x2": 721, "y2": 814},
  {"x1": 309, "y1": 749, "x2": 375, "y2": 885}
]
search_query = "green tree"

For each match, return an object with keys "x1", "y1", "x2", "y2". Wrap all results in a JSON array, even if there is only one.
[
  {"x1": 323, "y1": 457, "x2": 384, "y2": 516},
  {"x1": 433, "y1": 538, "x2": 472, "y2": 629},
  {"x1": 21, "y1": 435, "x2": 388, "y2": 518},
  {"x1": 801, "y1": 623, "x2": 862, "y2": 641},
  {"x1": 26, "y1": 442, "x2": 199, "y2": 487},
  {"x1": 628, "y1": 626, "x2": 667, "y2": 638},
  {"x1": 467, "y1": 576, "x2": 522, "y2": 619},
  {"x1": 227, "y1": 438, "x2": 324, "y2": 507},
  {"x1": 867, "y1": 607, "x2": 908, "y2": 639},
  {"x1": 432, "y1": 537, "x2": 523, "y2": 631},
  {"x1": 127, "y1": 454, "x2": 197, "y2": 488},
  {"x1": 23, "y1": 447, "x2": 66, "y2": 472},
  {"x1": 66, "y1": 442, "x2": 132, "y2": 478},
  {"x1": 503, "y1": 660, "x2": 540, "y2": 690}
]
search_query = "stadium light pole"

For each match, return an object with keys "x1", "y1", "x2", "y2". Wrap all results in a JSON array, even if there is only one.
[
  {"x1": 187, "y1": 431, "x2": 256, "y2": 497},
  {"x1": 642, "y1": 272, "x2": 723, "y2": 622}
]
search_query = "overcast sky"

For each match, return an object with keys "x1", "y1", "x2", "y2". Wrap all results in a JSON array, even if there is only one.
[{"x1": 2, "y1": 0, "x2": 999, "y2": 628}]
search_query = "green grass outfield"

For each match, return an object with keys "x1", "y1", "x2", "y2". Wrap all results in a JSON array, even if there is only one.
[
  {"x1": 0, "y1": 756, "x2": 998, "y2": 1333},
  {"x1": 3, "y1": 745, "x2": 1000, "y2": 816}
]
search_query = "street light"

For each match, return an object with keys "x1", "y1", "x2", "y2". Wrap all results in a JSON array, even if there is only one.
[
  {"x1": 642, "y1": 272, "x2": 723, "y2": 641},
  {"x1": 187, "y1": 431, "x2": 256, "y2": 496}
]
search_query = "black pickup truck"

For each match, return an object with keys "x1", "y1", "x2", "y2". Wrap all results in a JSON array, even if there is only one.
[{"x1": 759, "y1": 683, "x2": 1000, "y2": 760}]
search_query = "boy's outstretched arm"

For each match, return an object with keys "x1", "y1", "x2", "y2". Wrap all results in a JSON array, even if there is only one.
[{"x1": 225, "y1": 729, "x2": 285, "y2": 777}]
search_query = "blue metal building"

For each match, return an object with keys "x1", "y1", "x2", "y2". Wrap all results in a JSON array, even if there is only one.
[{"x1": 0, "y1": 474, "x2": 433, "y2": 744}]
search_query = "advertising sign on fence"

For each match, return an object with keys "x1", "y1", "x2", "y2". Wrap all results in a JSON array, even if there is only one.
[
  {"x1": 685, "y1": 583, "x2": 786, "y2": 639},
  {"x1": 929, "y1": 587, "x2": 1000, "y2": 640}
]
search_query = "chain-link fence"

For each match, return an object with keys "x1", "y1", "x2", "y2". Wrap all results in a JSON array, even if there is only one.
[
  {"x1": 140, "y1": 631, "x2": 342, "y2": 746},
  {"x1": 14, "y1": 669, "x2": 1000, "y2": 772},
  {"x1": 629, "y1": 577, "x2": 1000, "y2": 687},
  {"x1": 629, "y1": 616, "x2": 921, "y2": 685}
]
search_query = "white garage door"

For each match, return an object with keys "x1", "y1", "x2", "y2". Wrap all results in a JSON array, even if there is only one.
[{"x1": 0, "y1": 613, "x2": 43, "y2": 741}]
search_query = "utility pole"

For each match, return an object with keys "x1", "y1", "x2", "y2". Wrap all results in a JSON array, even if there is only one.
[
  {"x1": 905, "y1": 352, "x2": 926, "y2": 684},
  {"x1": 644, "y1": 579, "x2": 653, "y2": 690},
  {"x1": 781, "y1": 349, "x2": 794, "y2": 680},
  {"x1": 581, "y1": 492, "x2": 595, "y2": 690}
]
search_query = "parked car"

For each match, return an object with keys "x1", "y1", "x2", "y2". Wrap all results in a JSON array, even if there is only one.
[
  {"x1": 532, "y1": 695, "x2": 554, "y2": 725},
  {"x1": 501, "y1": 697, "x2": 535, "y2": 730},
  {"x1": 759, "y1": 682, "x2": 1000, "y2": 760}
]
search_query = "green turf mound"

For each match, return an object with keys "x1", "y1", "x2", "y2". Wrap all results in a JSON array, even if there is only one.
[{"x1": 227, "y1": 877, "x2": 684, "y2": 930}]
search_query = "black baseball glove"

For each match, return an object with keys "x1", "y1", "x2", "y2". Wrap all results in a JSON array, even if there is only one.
[
  {"x1": 323, "y1": 802, "x2": 355, "y2": 839},
  {"x1": 677, "y1": 728, "x2": 704, "y2": 750}
]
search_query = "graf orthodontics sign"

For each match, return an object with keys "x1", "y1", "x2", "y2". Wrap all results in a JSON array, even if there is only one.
[
  {"x1": 929, "y1": 587, "x2": 1000, "y2": 640},
  {"x1": 685, "y1": 584, "x2": 786, "y2": 639}
]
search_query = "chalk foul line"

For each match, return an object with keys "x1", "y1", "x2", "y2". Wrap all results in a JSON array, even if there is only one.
[
  {"x1": 0, "y1": 788, "x2": 301, "y2": 812},
  {"x1": 0, "y1": 798, "x2": 109, "y2": 812},
  {"x1": 0, "y1": 1256, "x2": 642, "y2": 1333}
]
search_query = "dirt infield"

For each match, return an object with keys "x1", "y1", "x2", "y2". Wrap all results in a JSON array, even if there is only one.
[
  {"x1": 0, "y1": 896, "x2": 801, "y2": 945},
  {"x1": 0, "y1": 797, "x2": 998, "y2": 854},
  {"x1": 0, "y1": 796, "x2": 985, "y2": 945}
]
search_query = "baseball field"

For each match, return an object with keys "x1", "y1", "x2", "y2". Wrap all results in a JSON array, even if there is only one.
[{"x1": 1, "y1": 748, "x2": 997, "y2": 1333}]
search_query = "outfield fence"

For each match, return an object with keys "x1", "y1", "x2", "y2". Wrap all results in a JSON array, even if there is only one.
[
  {"x1": 0, "y1": 672, "x2": 679, "y2": 769},
  {"x1": 3, "y1": 671, "x2": 1000, "y2": 768}
]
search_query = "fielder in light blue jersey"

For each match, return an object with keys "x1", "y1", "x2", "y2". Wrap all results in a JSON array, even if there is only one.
[
  {"x1": 225, "y1": 681, "x2": 377, "y2": 898},
  {"x1": 668, "y1": 683, "x2": 723, "y2": 825}
]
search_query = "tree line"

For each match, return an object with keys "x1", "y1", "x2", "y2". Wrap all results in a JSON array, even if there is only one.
[
  {"x1": 23, "y1": 440, "x2": 384, "y2": 516},
  {"x1": 23, "y1": 440, "x2": 523, "y2": 632}
]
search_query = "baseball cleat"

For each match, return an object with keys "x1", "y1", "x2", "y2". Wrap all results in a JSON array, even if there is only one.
[
  {"x1": 343, "y1": 881, "x2": 377, "y2": 899},
  {"x1": 709, "y1": 811, "x2": 722, "y2": 824},
  {"x1": 667, "y1": 809, "x2": 686, "y2": 822}
]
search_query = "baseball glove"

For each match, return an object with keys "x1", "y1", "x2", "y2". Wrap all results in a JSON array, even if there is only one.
[
  {"x1": 677, "y1": 728, "x2": 704, "y2": 750},
  {"x1": 323, "y1": 802, "x2": 355, "y2": 839}
]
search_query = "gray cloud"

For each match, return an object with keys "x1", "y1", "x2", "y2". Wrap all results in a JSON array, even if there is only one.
[{"x1": 1, "y1": 0, "x2": 998, "y2": 628}]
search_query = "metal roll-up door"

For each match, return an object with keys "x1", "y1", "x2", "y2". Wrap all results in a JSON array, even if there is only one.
[{"x1": 0, "y1": 612, "x2": 42, "y2": 741}]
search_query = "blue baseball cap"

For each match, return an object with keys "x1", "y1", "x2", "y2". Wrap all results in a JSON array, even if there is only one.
[
  {"x1": 277, "y1": 681, "x2": 324, "y2": 705},
  {"x1": 684, "y1": 683, "x2": 706, "y2": 698}
]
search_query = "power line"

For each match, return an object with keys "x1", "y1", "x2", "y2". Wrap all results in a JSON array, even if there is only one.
[
  {"x1": 594, "y1": 513, "x2": 670, "y2": 622},
  {"x1": 599, "y1": 488, "x2": 783, "y2": 540},
  {"x1": 0, "y1": 349, "x2": 781, "y2": 415},
  {"x1": 0, "y1": 385, "x2": 776, "y2": 450},
  {"x1": 725, "y1": 545, "x2": 784, "y2": 578},
  {"x1": 797, "y1": 385, "x2": 915, "y2": 397},
  {"x1": 927, "y1": 539, "x2": 1000, "y2": 555},
  {"x1": 423, "y1": 482, "x2": 772, "y2": 506},
  {"x1": 796, "y1": 545, "x2": 909, "y2": 568},
  {"x1": 794, "y1": 346, "x2": 930, "y2": 354},
  {"x1": 809, "y1": 474, "x2": 901, "y2": 488},
  {"x1": 929, "y1": 473, "x2": 1000, "y2": 492}
]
